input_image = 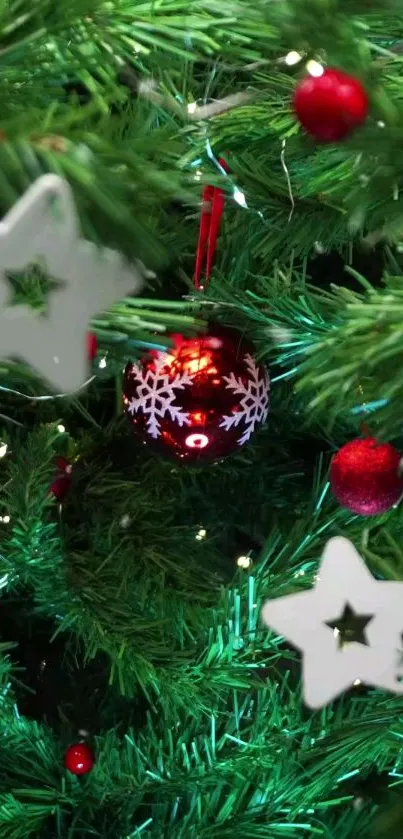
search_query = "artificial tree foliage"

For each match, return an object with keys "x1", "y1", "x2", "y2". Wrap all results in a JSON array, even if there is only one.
[{"x1": 1, "y1": 1, "x2": 403, "y2": 837}]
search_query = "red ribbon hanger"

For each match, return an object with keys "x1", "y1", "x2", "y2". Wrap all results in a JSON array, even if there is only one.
[{"x1": 194, "y1": 157, "x2": 229, "y2": 291}]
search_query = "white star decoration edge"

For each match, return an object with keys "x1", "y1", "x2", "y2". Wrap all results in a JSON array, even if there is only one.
[
  {"x1": 0, "y1": 174, "x2": 144, "y2": 392},
  {"x1": 261, "y1": 537, "x2": 403, "y2": 708}
]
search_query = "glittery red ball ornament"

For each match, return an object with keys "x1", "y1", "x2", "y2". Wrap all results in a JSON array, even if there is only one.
[
  {"x1": 50, "y1": 456, "x2": 72, "y2": 501},
  {"x1": 294, "y1": 68, "x2": 368, "y2": 142},
  {"x1": 330, "y1": 437, "x2": 403, "y2": 515},
  {"x1": 87, "y1": 332, "x2": 98, "y2": 361},
  {"x1": 123, "y1": 325, "x2": 270, "y2": 463},
  {"x1": 64, "y1": 743, "x2": 94, "y2": 775}
]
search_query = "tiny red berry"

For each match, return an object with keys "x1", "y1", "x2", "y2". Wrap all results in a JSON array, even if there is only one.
[
  {"x1": 64, "y1": 743, "x2": 94, "y2": 776},
  {"x1": 294, "y1": 68, "x2": 368, "y2": 142},
  {"x1": 49, "y1": 456, "x2": 72, "y2": 502}
]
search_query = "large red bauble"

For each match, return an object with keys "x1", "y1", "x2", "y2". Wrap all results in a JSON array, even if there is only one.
[
  {"x1": 123, "y1": 325, "x2": 270, "y2": 463},
  {"x1": 330, "y1": 437, "x2": 403, "y2": 516},
  {"x1": 50, "y1": 456, "x2": 72, "y2": 501},
  {"x1": 294, "y1": 68, "x2": 368, "y2": 142},
  {"x1": 64, "y1": 742, "x2": 94, "y2": 775}
]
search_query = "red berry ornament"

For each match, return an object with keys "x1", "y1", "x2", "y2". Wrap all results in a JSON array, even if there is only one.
[
  {"x1": 50, "y1": 456, "x2": 72, "y2": 501},
  {"x1": 64, "y1": 743, "x2": 94, "y2": 776},
  {"x1": 123, "y1": 325, "x2": 270, "y2": 463},
  {"x1": 87, "y1": 332, "x2": 98, "y2": 361},
  {"x1": 294, "y1": 68, "x2": 368, "y2": 142},
  {"x1": 330, "y1": 437, "x2": 403, "y2": 516}
]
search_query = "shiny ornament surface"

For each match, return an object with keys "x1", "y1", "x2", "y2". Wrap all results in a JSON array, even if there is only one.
[
  {"x1": 123, "y1": 325, "x2": 270, "y2": 463},
  {"x1": 64, "y1": 742, "x2": 94, "y2": 775},
  {"x1": 50, "y1": 456, "x2": 72, "y2": 501},
  {"x1": 330, "y1": 437, "x2": 403, "y2": 515},
  {"x1": 294, "y1": 68, "x2": 368, "y2": 142}
]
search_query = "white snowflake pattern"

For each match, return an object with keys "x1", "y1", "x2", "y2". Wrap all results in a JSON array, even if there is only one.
[
  {"x1": 127, "y1": 353, "x2": 193, "y2": 438},
  {"x1": 219, "y1": 354, "x2": 270, "y2": 445}
]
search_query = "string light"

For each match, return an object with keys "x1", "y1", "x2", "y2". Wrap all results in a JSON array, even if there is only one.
[
  {"x1": 0, "y1": 377, "x2": 95, "y2": 401},
  {"x1": 285, "y1": 50, "x2": 302, "y2": 66},
  {"x1": 99, "y1": 357, "x2": 107, "y2": 369},
  {"x1": 57, "y1": 424, "x2": 66, "y2": 433},
  {"x1": 0, "y1": 515, "x2": 10, "y2": 524},
  {"x1": 233, "y1": 188, "x2": 247, "y2": 208},
  {"x1": 196, "y1": 528, "x2": 207, "y2": 541},
  {"x1": 237, "y1": 555, "x2": 251, "y2": 569},
  {"x1": 353, "y1": 679, "x2": 361, "y2": 686},
  {"x1": 306, "y1": 60, "x2": 324, "y2": 78},
  {"x1": 0, "y1": 443, "x2": 8, "y2": 458},
  {"x1": 281, "y1": 138, "x2": 294, "y2": 222}
]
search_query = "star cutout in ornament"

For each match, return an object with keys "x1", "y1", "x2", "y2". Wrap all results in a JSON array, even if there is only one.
[
  {"x1": 5, "y1": 265, "x2": 65, "y2": 313},
  {"x1": 0, "y1": 174, "x2": 144, "y2": 392},
  {"x1": 261, "y1": 537, "x2": 403, "y2": 708},
  {"x1": 326, "y1": 602, "x2": 374, "y2": 649}
]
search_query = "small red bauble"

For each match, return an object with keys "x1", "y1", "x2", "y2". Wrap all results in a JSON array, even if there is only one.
[
  {"x1": 294, "y1": 68, "x2": 368, "y2": 142},
  {"x1": 64, "y1": 743, "x2": 94, "y2": 775},
  {"x1": 330, "y1": 437, "x2": 403, "y2": 516},
  {"x1": 87, "y1": 332, "x2": 98, "y2": 361},
  {"x1": 123, "y1": 325, "x2": 270, "y2": 463},
  {"x1": 50, "y1": 456, "x2": 72, "y2": 501}
]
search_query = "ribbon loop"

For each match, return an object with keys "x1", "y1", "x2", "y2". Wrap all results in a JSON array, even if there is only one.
[{"x1": 194, "y1": 157, "x2": 229, "y2": 290}]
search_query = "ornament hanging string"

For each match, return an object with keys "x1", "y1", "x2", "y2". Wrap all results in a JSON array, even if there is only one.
[{"x1": 194, "y1": 156, "x2": 229, "y2": 291}]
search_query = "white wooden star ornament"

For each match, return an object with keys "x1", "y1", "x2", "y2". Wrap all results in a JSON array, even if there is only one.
[
  {"x1": 0, "y1": 174, "x2": 145, "y2": 392},
  {"x1": 261, "y1": 537, "x2": 403, "y2": 708}
]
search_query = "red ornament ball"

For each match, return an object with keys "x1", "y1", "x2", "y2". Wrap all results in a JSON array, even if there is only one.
[
  {"x1": 330, "y1": 437, "x2": 403, "y2": 516},
  {"x1": 50, "y1": 456, "x2": 72, "y2": 501},
  {"x1": 294, "y1": 67, "x2": 368, "y2": 142},
  {"x1": 87, "y1": 332, "x2": 98, "y2": 361},
  {"x1": 64, "y1": 742, "x2": 94, "y2": 776},
  {"x1": 123, "y1": 325, "x2": 270, "y2": 463}
]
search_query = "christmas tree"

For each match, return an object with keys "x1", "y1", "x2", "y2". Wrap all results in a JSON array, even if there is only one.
[{"x1": 2, "y1": 1, "x2": 403, "y2": 837}]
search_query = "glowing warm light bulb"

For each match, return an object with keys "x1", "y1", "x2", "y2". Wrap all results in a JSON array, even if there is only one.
[
  {"x1": 306, "y1": 60, "x2": 324, "y2": 78},
  {"x1": 233, "y1": 188, "x2": 247, "y2": 208},
  {"x1": 237, "y1": 555, "x2": 251, "y2": 569},
  {"x1": 196, "y1": 528, "x2": 207, "y2": 541},
  {"x1": 57, "y1": 424, "x2": 66, "y2": 433},
  {"x1": 285, "y1": 50, "x2": 302, "y2": 66}
]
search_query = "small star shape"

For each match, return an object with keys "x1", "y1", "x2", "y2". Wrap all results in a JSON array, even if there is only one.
[{"x1": 326, "y1": 602, "x2": 374, "y2": 648}]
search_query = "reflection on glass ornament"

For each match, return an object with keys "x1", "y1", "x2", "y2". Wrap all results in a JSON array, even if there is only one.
[{"x1": 123, "y1": 325, "x2": 270, "y2": 463}]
